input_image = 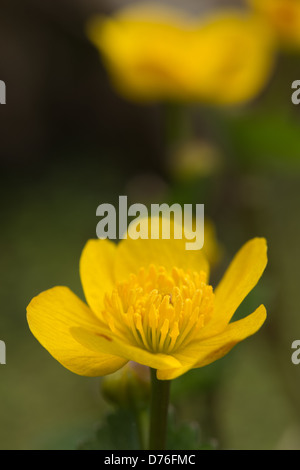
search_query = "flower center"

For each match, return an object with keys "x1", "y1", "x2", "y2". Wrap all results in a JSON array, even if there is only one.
[{"x1": 102, "y1": 265, "x2": 214, "y2": 354}]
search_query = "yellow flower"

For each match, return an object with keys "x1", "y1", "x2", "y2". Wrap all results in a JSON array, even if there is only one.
[
  {"x1": 27, "y1": 218, "x2": 267, "y2": 381},
  {"x1": 249, "y1": 0, "x2": 300, "y2": 49},
  {"x1": 87, "y1": 4, "x2": 275, "y2": 104}
]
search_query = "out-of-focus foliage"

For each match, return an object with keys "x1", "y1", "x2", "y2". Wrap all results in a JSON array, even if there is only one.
[
  {"x1": 78, "y1": 404, "x2": 214, "y2": 450},
  {"x1": 78, "y1": 408, "x2": 141, "y2": 450}
]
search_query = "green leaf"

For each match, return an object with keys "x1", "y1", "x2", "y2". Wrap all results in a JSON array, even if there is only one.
[
  {"x1": 77, "y1": 409, "x2": 140, "y2": 450},
  {"x1": 223, "y1": 107, "x2": 300, "y2": 172},
  {"x1": 166, "y1": 409, "x2": 217, "y2": 450}
]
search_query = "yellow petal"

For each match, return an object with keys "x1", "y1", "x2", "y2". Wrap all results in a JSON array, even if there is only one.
[
  {"x1": 193, "y1": 304, "x2": 267, "y2": 368},
  {"x1": 157, "y1": 304, "x2": 267, "y2": 380},
  {"x1": 194, "y1": 13, "x2": 275, "y2": 105},
  {"x1": 87, "y1": 7, "x2": 201, "y2": 102},
  {"x1": 80, "y1": 239, "x2": 117, "y2": 316},
  {"x1": 249, "y1": 0, "x2": 300, "y2": 49},
  {"x1": 115, "y1": 216, "x2": 209, "y2": 282},
  {"x1": 71, "y1": 326, "x2": 182, "y2": 371},
  {"x1": 26, "y1": 286, "x2": 126, "y2": 377},
  {"x1": 87, "y1": 6, "x2": 275, "y2": 104},
  {"x1": 209, "y1": 237, "x2": 267, "y2": 333},
  {"x1": 156, "y1": 364, "x2": 192, "y2": 381}
]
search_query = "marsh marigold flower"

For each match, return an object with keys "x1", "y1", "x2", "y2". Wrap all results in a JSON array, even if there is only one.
[
  {"x1": 27, "y1": 218, "x2": 267, "y2": 381},
  {"x1": 87, "y1": 4, "x2": 275, "y2": 104},
  {"x1": 249, "y1": 0, "x2": 300, "y2": 49}
]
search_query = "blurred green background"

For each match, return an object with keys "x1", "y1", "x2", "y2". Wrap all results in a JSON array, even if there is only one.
[{"x1": 1, "y1": 0, "x2": 300, "y2": 450}]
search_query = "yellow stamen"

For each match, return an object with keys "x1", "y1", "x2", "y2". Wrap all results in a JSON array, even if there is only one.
[{"x1": 102, "y1": 264, "x2": 215, "y2": 354}]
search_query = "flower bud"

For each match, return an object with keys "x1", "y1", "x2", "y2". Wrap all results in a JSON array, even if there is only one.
[{"x1": 101, "y1": 362, "x2": 150, "y2": 410}]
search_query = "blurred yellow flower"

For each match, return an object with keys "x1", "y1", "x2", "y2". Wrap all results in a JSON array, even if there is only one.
[
  {"x1": 202, "y1": 219, "x2": 223, "y2": 269},
  {"x1": 27, "y1": 219, "x2": 267, "y2": 381},
  {"x1": 168, "y1": 139, "x2": 223, "y2": 181},
  {"x1": 87, "y1": 4, "x2": 275, "y2": 105},
  {"x1": 249, "y1": 0, "x2": 300, "y2": 49}
]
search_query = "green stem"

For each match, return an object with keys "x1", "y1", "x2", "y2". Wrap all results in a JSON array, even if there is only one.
[
  {"x1": 164, "y1": 102, "x2": 192, "y2": 150},
  {"x1": 134, "y1": 407, "x2": 147, "y2": 451},
  {"x1": 149, "y1": 368, "x2": 171, "y2": 450}
]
